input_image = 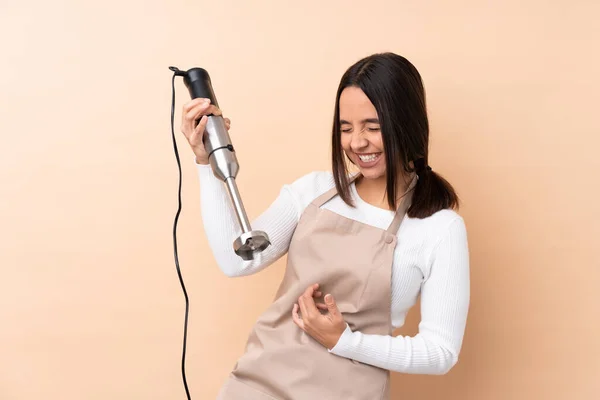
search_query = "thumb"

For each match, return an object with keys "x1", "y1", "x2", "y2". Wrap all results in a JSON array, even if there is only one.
[
  {"x1": 324, "y1": 294, "x2": 339, "y2": 315},
  {"x1": 191, "y1": 115, "x2": 208, "y2": 145}
]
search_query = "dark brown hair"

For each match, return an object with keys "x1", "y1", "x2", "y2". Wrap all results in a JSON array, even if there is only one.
[{"x1": 331, "y1": 52, "x2": 459, "y2": 218}]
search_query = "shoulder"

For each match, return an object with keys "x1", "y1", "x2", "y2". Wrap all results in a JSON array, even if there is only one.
[
  {"x1": 281, "y1": 170, "x2": 336, "y2": 212},
  {"x1": 403, "y1": 208, "x2": 468, "y2": 251},
  {"x1": 418, "y1": 208, "x2": 465, "y2": 232},
  {"x1": 285, "y1": 170, "x2": 335, "y2": 192}
]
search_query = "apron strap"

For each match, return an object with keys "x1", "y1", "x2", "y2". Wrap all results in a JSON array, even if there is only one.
[
  {"x1": 386, "y1": 175, "x2": 418, "y2": 235},
  {"x1": 311, "y1": 171, "x2": 417, "y2": 235},
  {"x1": 312, "y1": 172, "x2": 361, "y2": 208}
]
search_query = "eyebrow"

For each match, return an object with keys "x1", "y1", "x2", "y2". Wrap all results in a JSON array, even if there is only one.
[{"x1": 340, "y1": 118, "x2": 380, "y2": 124}]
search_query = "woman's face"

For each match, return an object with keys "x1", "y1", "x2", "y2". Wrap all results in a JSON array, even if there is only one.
[{"x1": 339, "y1": 86, "x2": 386, "y2": 180}]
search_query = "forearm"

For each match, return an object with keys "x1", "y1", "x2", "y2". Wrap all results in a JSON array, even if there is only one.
[
  {"x1": 329, "y1": 326, "x2": 459, "y2": 375},
  {"x1": 197, "y1": 162, "x2": 299, "y2": 277},
  {"x1": 330, "y1": 216, "x2": 470, "y2": 375}
]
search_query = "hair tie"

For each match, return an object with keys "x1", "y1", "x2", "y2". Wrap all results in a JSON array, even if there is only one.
[{"x1": 414, "y1": 158, "x2": 432, "y2": 176}]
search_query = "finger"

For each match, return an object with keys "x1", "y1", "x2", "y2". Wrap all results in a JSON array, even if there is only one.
[
  {"x1": 190, "y1": 115, "x2": 208, "y2": 144},
  {"x1": 299, "y1": 283, "x2": 320, "y2": 318},
  {"x1": 190, "y1": 102, "x2": 215, "y2": 126},
  {"x1": 196, "y1": 104, "x2": 222, "y2": 122},
  {"x1": 313, "y1": 291, "x2": 322, "y2": 298},
  {"x1": 224, "y1": 117, "x2": 231, "y2": 130},
  {"x1": 292, "y1": 303, "x2": 304, "y2": 329},
  {"x1": 300, "y1": 291, "x2": 319, "y2": 317},
  {"x1": 192, "y1": 106, "x2": 224, "y2": 135},
  {"x1": 324, "y1": 294, "x2": 340, "y2": 317},
  {"x1": 298, "y1": 296, "x2": 310, "y2": 320},
  {"x1": 182, "y1": 97, "x2": 210, "y2": 114},
  {"x1": 207, "y1": 104, "x2": 222, "y2": 116},
  {"x1": 182, "y1": 99, "x2": 211, "y2": 134},
  {"x1": 193, "y1": 114, "x2": 208, "y2": 134},
  {"x1": 302, "y1": 283, "x2": 319, "y2": 298},
  {"x1": 183, "y1": 98, "x2": 210, "y2": 120},
  {"x1": 316, "y1": 302, "x2": 328, "y2": 310}
]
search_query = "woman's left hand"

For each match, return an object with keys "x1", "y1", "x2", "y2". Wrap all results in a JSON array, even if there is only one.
[{"x1": 292, "y1": 283, "x2": 347, "y2": 350}]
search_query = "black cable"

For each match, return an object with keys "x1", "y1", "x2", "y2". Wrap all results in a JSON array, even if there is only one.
[{"x1": 170, "y1": 71, "x2": 192, "y2": 400}]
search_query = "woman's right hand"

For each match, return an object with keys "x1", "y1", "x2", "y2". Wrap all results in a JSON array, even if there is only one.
[{"x1": 180, "y1": 98, "x2": 231, "y2": 165}]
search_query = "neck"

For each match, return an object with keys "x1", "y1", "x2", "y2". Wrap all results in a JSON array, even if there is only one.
[{"x1": 355, "y1": 173, "x2": 412, "y2": 211}]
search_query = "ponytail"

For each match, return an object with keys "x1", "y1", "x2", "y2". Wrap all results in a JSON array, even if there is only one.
[{"x1": 407, "y1": 158, "x2": 459, "y2": 218}]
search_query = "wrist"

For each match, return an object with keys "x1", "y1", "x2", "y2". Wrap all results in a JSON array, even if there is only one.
[
  {"x1": 195, "y1": 156, "x2": 209, "y2": 165},
  {"x1": 327, "y1": 323, "x2": 351, "y2": 352},
  {"x1": 326, "y1": 324, "x2": 348, "y2": 350}
]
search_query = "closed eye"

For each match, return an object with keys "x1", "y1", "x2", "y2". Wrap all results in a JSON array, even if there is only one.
[{"x1": 340, "y1": 127, "x2": 380, "y2": 133}]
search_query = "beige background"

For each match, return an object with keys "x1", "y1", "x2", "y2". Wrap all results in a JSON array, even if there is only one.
[{"x1": 1, "y1": 0, "x2": 599, "y2": 399}]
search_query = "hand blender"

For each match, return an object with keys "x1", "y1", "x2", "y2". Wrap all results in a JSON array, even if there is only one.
[{"x1": 175, "y1": 67, "x2": 271, "y2": 260}]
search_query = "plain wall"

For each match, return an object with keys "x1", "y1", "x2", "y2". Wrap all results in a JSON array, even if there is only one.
[{"x1": 1, "y1": 0, "x2": 599, "y2": 399}]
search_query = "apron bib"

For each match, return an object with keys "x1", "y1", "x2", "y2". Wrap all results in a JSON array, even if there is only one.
[{"x1": 217, "y1": 173, "x2": 413, "y2": 400}]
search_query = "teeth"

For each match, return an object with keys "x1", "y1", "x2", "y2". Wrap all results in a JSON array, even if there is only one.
[{"x1": 358, "y1": 153, "x2": 380, "y2": 162}]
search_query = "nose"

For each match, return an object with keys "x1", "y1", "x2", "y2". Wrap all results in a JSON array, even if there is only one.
[{"x1": 350, "y1": 130, "x2": 368, "y2": 152}]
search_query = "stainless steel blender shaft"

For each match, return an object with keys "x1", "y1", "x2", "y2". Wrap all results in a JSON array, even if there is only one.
[
  {"x1": 183, "y1": 67, "x2": 270, "y2": 260},
  {"x1": 224, "y1": 176, "x2": 251, "y2": 233}
]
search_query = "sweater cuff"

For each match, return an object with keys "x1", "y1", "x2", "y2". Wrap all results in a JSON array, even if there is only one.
[
  {"x1": 328, "y1": 323, "x2": 353, "y2": 354},
  {"x1": 194, "y1": 156, "x2": 210, "y2": 167}
]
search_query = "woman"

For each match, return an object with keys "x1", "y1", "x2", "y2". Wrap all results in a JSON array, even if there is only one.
[{"x1": 180, "y1": 52, "x2": 470, "y2": 399}]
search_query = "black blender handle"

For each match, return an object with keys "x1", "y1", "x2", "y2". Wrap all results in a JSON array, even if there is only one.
[{"x1": 182, "y1": 68, "x2": 220, "y2": 108}]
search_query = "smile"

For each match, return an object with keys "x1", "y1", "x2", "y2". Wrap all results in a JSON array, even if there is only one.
[{"x1": 357, "y1": 153, "x2": 382, "y2": 162}]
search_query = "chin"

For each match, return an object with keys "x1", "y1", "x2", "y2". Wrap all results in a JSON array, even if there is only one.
[{"x1": 358, "y1": 167, "x2": 386, "y2": 180}]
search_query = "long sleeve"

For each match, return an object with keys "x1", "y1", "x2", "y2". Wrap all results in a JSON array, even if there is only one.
[
  {"x1": 197, "y1": 162, "x2": 301, "y2": 277},
  {"x1": 329, "y1": 216, "x2": 470, "y2": 375}
]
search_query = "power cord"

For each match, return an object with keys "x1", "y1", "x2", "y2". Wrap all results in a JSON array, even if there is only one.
[{"x1": 169, "y1": 68, "x2": 192, "y2": 400}]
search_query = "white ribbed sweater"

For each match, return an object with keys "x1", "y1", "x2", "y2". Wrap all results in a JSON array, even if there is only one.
[{"x1": 196, "y1": 162, "x2": 470, "y2": 375}]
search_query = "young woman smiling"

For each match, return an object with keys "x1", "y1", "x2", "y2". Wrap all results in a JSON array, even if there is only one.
[{"x1": 181, "y1": 52, "x2": 470, "y2": 400}]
